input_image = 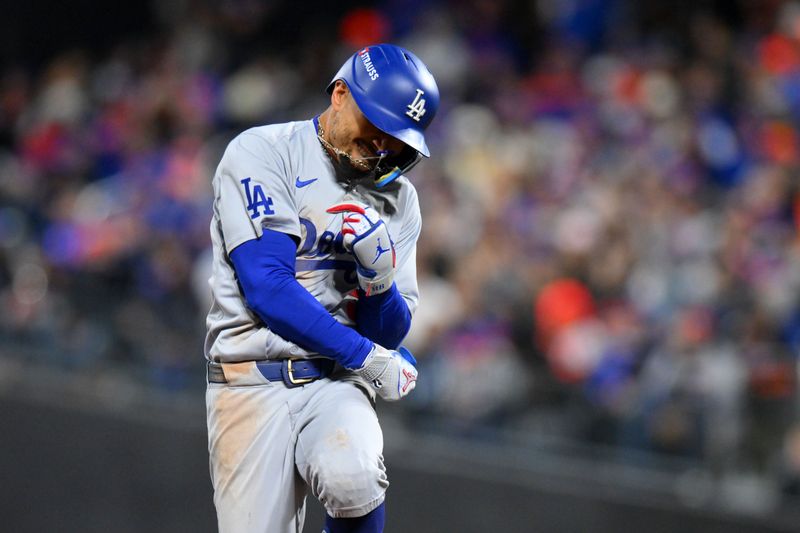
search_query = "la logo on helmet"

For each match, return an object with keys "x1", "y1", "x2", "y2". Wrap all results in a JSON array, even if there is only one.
[{"x1": 406, "y1": 89, "x2": 426, "y2": 122}]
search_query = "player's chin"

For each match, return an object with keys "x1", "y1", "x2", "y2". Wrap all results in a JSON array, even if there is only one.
[{"x1": 332, "y1": 156, "x2": 373, "y2": 182}]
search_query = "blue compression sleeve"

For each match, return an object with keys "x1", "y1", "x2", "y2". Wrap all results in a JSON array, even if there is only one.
[
  {"x1": 229, "y1": 230, "x2": 372, "y2": 369},
  {"x1": 356, "y1": 284, "x2": 411, "y2": 349}
]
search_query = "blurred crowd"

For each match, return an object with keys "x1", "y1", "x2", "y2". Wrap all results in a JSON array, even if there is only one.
[{"x1": 1, "y1": 0, "x2": 800, "y2": 495}]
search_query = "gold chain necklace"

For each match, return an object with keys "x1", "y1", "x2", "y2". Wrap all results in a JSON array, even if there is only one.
[{"x1": 316, "y1": 117, "x2": 386, "y2": 172}]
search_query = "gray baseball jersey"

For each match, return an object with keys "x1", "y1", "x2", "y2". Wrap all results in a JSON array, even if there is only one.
[
  {"x1": 205, "y1": 119, "x2": 421, "y2": 532},
  {"x1": 204, "y1": 119, "x2": 420, "y2": 364}
]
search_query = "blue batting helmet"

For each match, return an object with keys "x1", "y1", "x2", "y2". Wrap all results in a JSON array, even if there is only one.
[{"x1": 327, "y1": 44, "x2": 439, "y2": 158}]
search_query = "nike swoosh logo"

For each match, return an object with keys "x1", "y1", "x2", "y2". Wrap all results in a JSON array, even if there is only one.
[{"x1": 295, "y1": 176, "x2": 318, "y2": 188}]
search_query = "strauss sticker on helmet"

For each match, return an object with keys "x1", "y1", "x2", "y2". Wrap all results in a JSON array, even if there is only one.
[{"x1": 359, "y1": 48, "x2": 379, "y2": 81}]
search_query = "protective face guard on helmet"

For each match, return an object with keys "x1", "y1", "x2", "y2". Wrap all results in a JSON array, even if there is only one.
[
  {"x1": 372, "y1": 145, "x2": 422, "y2": 188},
  {"x1": 316, "y1": 126, "x2": 422, "y2": 188}
]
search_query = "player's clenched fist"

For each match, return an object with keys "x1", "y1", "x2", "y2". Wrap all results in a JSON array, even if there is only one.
[
  {"x1": 327, "y1": 201, "x2": 395, "y2": 296},
  {"x1": 356, "y1": 344, "x2": 418, "y2": 401}
]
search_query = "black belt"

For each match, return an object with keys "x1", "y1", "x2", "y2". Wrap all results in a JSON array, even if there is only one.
[{"x1": 207, "y1": 358, "x2": 335, "y2": 388}]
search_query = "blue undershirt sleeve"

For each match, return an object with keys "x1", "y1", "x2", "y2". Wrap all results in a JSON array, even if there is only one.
[
  {"x1": 356, "y1": 284, "x2": 411, "y2": 349},
  {"x1": 229, "y1": 229, "x2": 373, "y2": 369}
]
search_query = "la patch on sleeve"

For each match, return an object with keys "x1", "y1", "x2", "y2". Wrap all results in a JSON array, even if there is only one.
[{"x1": 240, "y1": 177, "x2": 275, "y2": 219}]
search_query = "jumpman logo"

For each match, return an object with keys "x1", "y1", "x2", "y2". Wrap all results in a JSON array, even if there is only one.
[
  {"x1": 372, "y1": 238, "x2": 390, "y2": 264},
  {"x1": 401, "y1": 368, "x2": 417, "y2": 392}
]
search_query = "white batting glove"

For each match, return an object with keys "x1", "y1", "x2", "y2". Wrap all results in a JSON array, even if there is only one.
[
  {"x1": 327, "y1": 201, "x2": 395, "y2": 296},
  {"x1": 355, "y1": 344, "x2": 418, "y2": 401}
]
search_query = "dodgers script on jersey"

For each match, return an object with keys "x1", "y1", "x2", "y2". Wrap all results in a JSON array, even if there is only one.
[{"x1": 204, "y1": 119, "x2": 421, "y2": 365}]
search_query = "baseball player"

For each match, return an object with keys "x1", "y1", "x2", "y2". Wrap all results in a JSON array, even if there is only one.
[{"x1": 204, "y1": 44, "x2": 439, "y2": 533}]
